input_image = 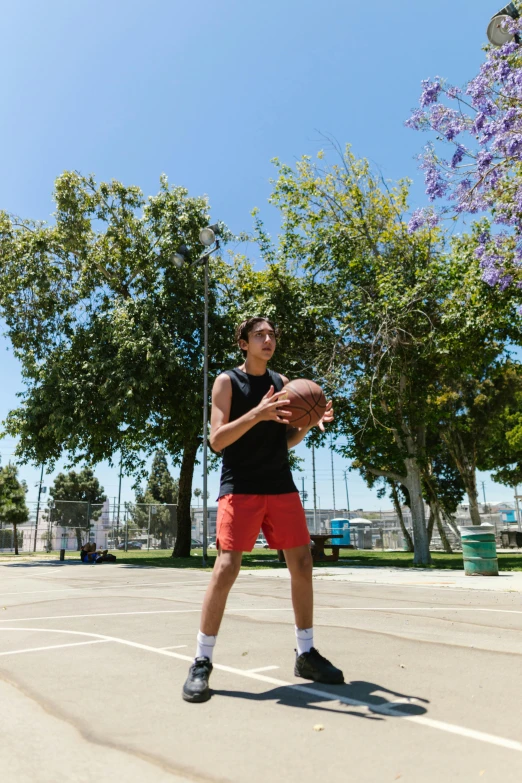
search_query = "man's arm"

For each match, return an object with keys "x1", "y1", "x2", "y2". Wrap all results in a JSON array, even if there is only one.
[{"x1": 209, "y1": 374, "x2": 293, "y2": 453}]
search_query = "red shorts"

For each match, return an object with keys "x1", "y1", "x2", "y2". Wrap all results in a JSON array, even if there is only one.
[{"x1": 216, "y1": 493, "x2": 311, "y2": 552}]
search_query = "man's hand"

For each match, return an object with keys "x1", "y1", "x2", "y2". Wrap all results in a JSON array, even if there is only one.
[
  {"x1": 254, "y1": 385, "x2": 293, "y2": 424},
  {"x1": 317, "y1": 400, "x2": 334, "y2": 432}
]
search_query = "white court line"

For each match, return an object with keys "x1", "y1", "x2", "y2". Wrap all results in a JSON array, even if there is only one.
[
  {"x1": 0, "y1": 639, "x2": 109, "y2": 657},
  {"x1": 160, "y1": 645, "x2": 188, "y2": 650},
  {"x1": 245, "y1": 665, "x2": 280, "y2": 673},
  {"x1": 0, "y1": 579, "x2": 211, "y2": 598},
  {"x1": 2, "y1": 606, "x2": 522, "y2": 625},
  {"x1": 0, "y1": 626, "x2": 521, "y2": 754}
]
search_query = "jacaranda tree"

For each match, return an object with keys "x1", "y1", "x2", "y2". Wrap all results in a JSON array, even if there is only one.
[{"x1": 406, "y1": 8, "x2": 522, "y2": 295}]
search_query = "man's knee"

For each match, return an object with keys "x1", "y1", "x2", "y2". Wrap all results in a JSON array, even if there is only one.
[
  {"x1": 212, "y1": 552, "x2": 241, "y2": 589},
  {"x1": 287, "y1": 547, "x2": 313, "y2": 579}
]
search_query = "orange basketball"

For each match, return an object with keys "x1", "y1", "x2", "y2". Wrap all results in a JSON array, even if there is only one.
[{"x1": 282, "y1": 378, "x2": 327, "y2": 427}]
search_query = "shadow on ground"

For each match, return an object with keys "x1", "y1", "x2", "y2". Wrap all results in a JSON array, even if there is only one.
[{"x1": 213, "y1": 680, "x2": 429, "y2": 721}]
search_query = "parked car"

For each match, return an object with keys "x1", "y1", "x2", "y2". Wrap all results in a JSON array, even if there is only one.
[
  {"x1": 191, "y1": 539, "x2": 203, "y2": 547},
  {"x1": 254, "y1": 537, "x2": 269, "y2": 549},
  {"x1": 117, "y1": 541, "x2": 142, "y2": 550}
]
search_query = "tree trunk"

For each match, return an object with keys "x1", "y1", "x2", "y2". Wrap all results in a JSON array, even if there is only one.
[
  {"x1": 427, "y1": 505, "x2": 435, "y2": 545},
  {"x1": 404, "y1": 458, "x2": 431, "y2": 565},
  {"x1": 465, "y1": 477, "x2": 482, "y2": 526},
  {"x1": 390, "y1": 481, "x2": 413, "y2": 552},
  {"x1": 172, "y1": 435, "x2": 200, "y2": 558},
  {"x1": 13, "y1": 523, "x2": 19, "y2": 555},
  {"x1": 444, "y1": 513, "x2": 460, "y2": 540},
  {"x1": 443, "y1": 430, "x2": 481, "y2": 526},
  {"x1": 436, "y1": 513, "x2": 453, "y2": 554}
]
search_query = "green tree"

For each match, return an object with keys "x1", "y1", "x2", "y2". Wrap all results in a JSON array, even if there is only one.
[
  {"x1": 428, "y1": 233, "x2": 522, "y2": 525},
  {"x1": 50, "y1": 467, "x2": 106, "y2": 549},
  {"x1": 133, "y1": 450, "x2": 179, "y2": 548},
  {"x1": 266, "y1": 145, "x2": 522, "y2": 560},
  {"x1": 0, "y1": 464, "x2": 29, "y2": 555},
  {"x1": 0, "y1": 172, "x2": 237, "y2": 558},
  {"x1": 267, "y1": 146, "x2": 448, "y2": 564}
]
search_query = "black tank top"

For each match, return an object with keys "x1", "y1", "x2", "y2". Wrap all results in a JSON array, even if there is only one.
[{"x1": 218, "y1": 367, "x2": 298, "y2": 497}]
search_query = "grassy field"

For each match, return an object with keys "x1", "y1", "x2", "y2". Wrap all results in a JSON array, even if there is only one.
[
  {"x1": 95, "y1": 548, "x2": 522, "y2": 571},
  {"x1": 2, "y1": 548, "x2": 521, "y2": 570}
]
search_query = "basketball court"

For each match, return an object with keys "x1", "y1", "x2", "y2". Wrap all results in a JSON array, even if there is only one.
[{"x1": 1, "y1": 559, "x2": 521, "y2": 782}]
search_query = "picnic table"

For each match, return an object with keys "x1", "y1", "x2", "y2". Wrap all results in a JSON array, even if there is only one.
[{"x1": 278, "y1": 534, "x2": 350, "y2": 564}]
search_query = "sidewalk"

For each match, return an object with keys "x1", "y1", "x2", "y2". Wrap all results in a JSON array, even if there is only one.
[{"x1": 241, "y1": 565, "x2": 522, "y2": 592}]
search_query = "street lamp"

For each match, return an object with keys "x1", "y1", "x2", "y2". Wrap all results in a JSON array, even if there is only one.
[
  {"x1": 173, "y1": 224, "x2": 222, "y2": 565},
  {"x1": 486, "y1": 3, "x2": 519, "y2": 46}
]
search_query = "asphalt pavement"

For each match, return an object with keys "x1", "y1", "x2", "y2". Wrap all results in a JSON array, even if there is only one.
[{"x1": 0, "y1": 558, "x2": 521, "y2": 783}]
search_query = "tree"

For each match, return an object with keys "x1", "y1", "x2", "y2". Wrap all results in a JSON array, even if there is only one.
[
  {"x1": 406, "y1": 9, "x2": 522, "y2": 296},
  {"x1": 0, "y1": 172, "x2": 237, "y2": 558},
  {"x1": 267, "y1": 146, "x2": 450, "y2": 564},
  {"x1": 266, "y1": 145, "x2": 522, "y2": 559},
  {"x1": 0, "y1": 464, "x2": 29, "y2": 555},
  {"x1": 133, "y1": 450, "x2": 179, "y2": 548},
  {"x1": 50, "y1": 467, "x2": 106, "y2": 549}
]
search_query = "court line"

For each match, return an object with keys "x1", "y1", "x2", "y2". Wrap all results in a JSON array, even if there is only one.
[
  {"x1": 160, "y1": 645, "x2": 188, "y2": 650},
  {"x1": 245, "y1": 665, "x2": 280, "y2": 673},
  {"x1": 0, "y1": 639, "x2": 109, "y2": 657},
  {"x1": 0, "y1": 579, "x2": 211, "y2": 598},
  {"x1": 1, "y1": 606, "x2": 522, "y2": 625},
  {"x1": 0, "y1": 626, "x2": 521, "y2": 754}
]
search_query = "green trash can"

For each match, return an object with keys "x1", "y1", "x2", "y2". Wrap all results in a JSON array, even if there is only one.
[{"x1": 459, "y1": 524, "x2": 499, "y2": 576}]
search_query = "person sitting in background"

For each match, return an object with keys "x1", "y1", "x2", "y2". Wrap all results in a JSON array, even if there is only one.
[{"x1": 80, "y1": 542, "x2": 112, "y2": 563}]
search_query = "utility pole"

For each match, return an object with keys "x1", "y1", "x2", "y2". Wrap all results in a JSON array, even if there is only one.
[
  {"x1": 116, "y1": 456, "x2": 122, "y2": 545},
  {"x1": 300, "y1": 476, "x2": 307, "y2": 508},
  {"x1": 481, "y1": 481, "x2": 488, "y2": 514},
  {"x1": 33, "y1": 464, "x2": 44, "y2": 552},
  {"x1": 330, "y1": 434, "x2": 336, "y2": 516},
  {"x1": 343, "y1": 469, "x2": 350, "y2": 515},
  {"x1": 312, "y1": 444, "x2": 317, "y2": 532}
]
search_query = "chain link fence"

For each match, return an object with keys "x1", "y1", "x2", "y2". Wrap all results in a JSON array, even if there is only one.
[
  {"x1": 0, "y1": 500, "x2": 178, "y2": 553},
  {"x1": 1, "y1": 500, "x2": 518, "y2": 554}
]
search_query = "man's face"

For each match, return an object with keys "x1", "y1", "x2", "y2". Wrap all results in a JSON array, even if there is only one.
[{"x1": 240, "y1": 320, "x2": 277, "y2": 360}]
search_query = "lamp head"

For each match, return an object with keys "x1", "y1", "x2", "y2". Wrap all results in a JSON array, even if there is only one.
[
  {"x1": 172, "y1": 244, "x2": 190, "y2": 267},
  {"x1": 199, "y1": 223, "x2": 220, "y2": 247},
  {"x1": 487, "y1": 3, "x2": 519, "y2": 46}
]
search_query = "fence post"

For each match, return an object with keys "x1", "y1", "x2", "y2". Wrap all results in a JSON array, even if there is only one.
[{"x1": 147, "y1": 505, "x2": 151, "y2": 551}]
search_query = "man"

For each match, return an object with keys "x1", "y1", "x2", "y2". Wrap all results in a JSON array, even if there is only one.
[{"x1": 182, "y1": 316, "x2": 344, "y2": 703}]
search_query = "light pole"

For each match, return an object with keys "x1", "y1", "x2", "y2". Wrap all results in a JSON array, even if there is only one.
[
  {"x1": 174, "y1": 224, "x2": 221, "y2": 565},
  {"x1": 33, "y1": 464, "x2": 45, "y2": 552},
  {"x1": 486, "y1": 3, "x2": 519, "y2": 46},
  {"x1": 343, "y1": 469, "x2": 350, "y2": 516}
]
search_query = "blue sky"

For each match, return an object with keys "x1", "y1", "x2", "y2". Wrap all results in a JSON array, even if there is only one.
[{"x1": 0, "y1": 0, "x2": 515, "y2": 509}]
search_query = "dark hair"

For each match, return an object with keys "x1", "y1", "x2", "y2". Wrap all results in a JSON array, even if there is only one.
[{"x1": 235, "y1": 317, "x2": 279, "y2": 357}]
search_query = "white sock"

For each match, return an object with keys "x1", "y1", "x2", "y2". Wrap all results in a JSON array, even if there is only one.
[
  {"x1": 295, "y1": 626, "x2": 314, "y2": 656},
  {"x1": 196, "y1": 631, "x2": 217, "y2": 662}
]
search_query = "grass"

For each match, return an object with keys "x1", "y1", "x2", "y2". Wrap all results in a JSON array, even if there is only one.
[
  {"x1": 83, "y1": 548, "x2": 522, "y2": 571},
  {"x1": 2, "y1": 548, "x2": 521, "y2": 571}
]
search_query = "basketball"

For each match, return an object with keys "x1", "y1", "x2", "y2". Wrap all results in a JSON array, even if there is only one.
[{"x1": 282, "y1": 378, "x2": 327, "y2": 427}]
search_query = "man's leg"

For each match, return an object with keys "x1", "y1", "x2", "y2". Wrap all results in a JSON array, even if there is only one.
[
  {"x1": 284, "y1": 544, "x2": 313, "y2": 630},
  {"x1": 182, "y1": 549, "x2": 242, "y2": 703},
  {"x1": 200, "y1": 549, "x2": 243, "y2": 636},
  {"x1": 284, "y1": 543, "x2": 344, "y2": 685}
]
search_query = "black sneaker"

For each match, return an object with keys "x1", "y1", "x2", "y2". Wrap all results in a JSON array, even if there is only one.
[
  {"x1": 294, "y1": 647, "x2": 344, "y2": 684},
  {"x1": 182, "y1": 657, "x2": 213, "y2": 703}
]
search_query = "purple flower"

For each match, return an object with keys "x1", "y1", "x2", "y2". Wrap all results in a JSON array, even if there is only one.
[
  {"x1": 446, "y1": 85, "x2": 462, "y2": 99},
  {"x1": 451, "y1": 144, "x2": 466, "y2": 168},
  {"x1": 404, "y1": 109, "x2": 426, "y2": 131},
  {"x1": 420, "y1": 78, "x2": 442, "y2": 107},
  {"x1": 407, "y1": 207, "x2": 440, "y2": 233},
  {"x1": 407, "y1": 39, "x2": 522, "y2": 293}
]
